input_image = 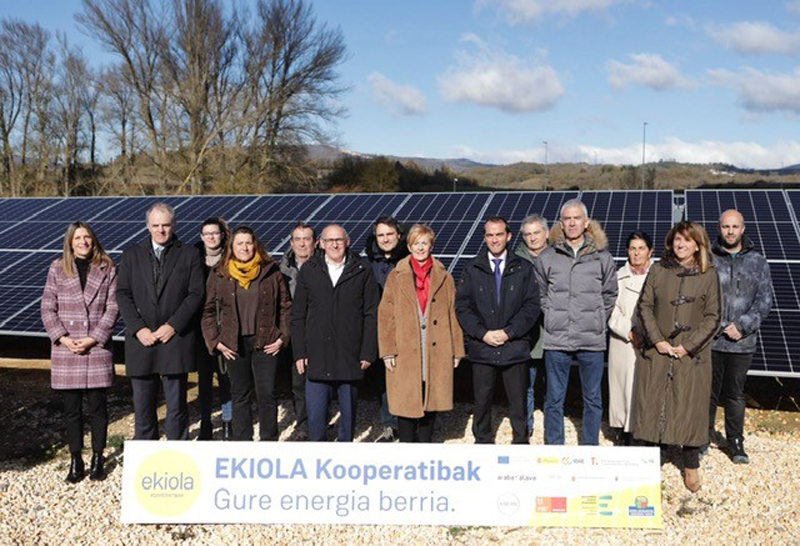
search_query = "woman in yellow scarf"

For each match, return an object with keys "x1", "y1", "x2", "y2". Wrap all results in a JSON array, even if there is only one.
[{"x1": 201, "y1": 226, "x2": 292, "y2": 441}]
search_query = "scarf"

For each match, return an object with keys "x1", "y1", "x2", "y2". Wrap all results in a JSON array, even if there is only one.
[
  {"x1": 228, "y1": 253, "x2": 262, "y2": 289},
  {"x1": 410, "y1": 257, "x2": 433, "y2": 314},
  {"x1": 205, "y1": 245, "x2": 223, "y2": 268}
]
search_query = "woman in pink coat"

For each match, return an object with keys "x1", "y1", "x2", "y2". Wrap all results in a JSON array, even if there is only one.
[{"x1": 41, "y1": 222, "x2": 118, "y2": 484}]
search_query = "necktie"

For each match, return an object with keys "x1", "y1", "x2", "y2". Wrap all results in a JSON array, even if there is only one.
[
  {"x1": 493, "y1": 258, "x2": 502, "y2": 305},
  {"x1": 154, "y1": 246, "x2": 163, "y2": 262}
]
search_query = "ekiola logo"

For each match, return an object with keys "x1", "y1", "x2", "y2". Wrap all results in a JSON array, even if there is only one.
[{"x1": 135, "y1": 450, "x2": 201, "y2": 516}]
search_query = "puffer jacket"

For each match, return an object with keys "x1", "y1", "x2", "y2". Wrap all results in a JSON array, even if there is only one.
[
  {"x1": 711, "y1": 235, "x2": 773, "y2": 354},
  {"x1": 533, "y1": 220, "x2": 618, "y2": 352}
]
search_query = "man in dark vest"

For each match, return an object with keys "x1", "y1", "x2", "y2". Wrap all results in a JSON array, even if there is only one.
[{"x1": 117, "y1": 202, "x2": 205, "y2": 440}]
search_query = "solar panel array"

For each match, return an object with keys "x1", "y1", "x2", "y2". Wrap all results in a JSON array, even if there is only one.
[
  {"x1": 1, "y1": 188, "x2": 798, "y2": 378},
  {"x1": 685, "y1": 189, "x2": 800, "y2": 378}
]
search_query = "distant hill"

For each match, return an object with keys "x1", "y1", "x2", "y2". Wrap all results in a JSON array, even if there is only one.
[{"x1": 305, "y1": 145, "x2": 495, "y2": 173}]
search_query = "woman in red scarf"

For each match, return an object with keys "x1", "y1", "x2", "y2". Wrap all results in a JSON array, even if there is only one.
[{"x1": 378, "y1": 225, "x2": 465, "y2": 442}]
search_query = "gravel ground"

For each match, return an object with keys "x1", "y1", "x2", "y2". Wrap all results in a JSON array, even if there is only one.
[{"x1": 1, "y1": 367, "x2": 799, "y2": 545}]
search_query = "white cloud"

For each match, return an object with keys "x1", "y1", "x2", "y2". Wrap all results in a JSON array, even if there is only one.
[
  {"x1": 664, "y1": 14, "x2": 695, "y2": 29},
  {"x1": 785, "y1": 2, "x2": 800, "y2": 15},
  {"x1": 439, "y1": 36, "x2": 564, "y2": 113},
  {"x1": 367, "y1": 72, "x2": 427, "y2": 117},
  {"x1": 709, "y1": 67, "x2": 800, "y2": 113},
  {"x1": 478, "y1": 0, "x2": 621, "y2": 23},
  {"x1": 607, "y1": 53, "x2": 692, "y2": 91},
  {"x1": 454, "y1": 138, "x2": 800, "y2": 170},
  {"x1": 707, "y1": 22, "x2": 800, "y2": 55}
]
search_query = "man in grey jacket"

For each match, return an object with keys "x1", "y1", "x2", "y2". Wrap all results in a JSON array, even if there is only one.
[
  {"x1": 279, "y1": 222, "x2": 317, "y2": 440},
  {"x1": 534, "y1": 200, "x2": 617, "y2": 445},
  {"x1": 708, "y1": 209, "x2": 772, "y2": 464}
]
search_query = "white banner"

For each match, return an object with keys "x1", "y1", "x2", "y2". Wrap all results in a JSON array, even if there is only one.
[{"x1": 120, "y1": 441, "x2": 662, "y2": 528}]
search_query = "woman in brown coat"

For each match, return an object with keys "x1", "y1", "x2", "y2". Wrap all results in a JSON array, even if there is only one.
[
  {"x1": 201, "y1": 226, "x2": 291, "y2": 442},
  {"x1": 378, "y1": 224, "x2": 465, "y2": 443},
  {"x1": 41, "y1": 222, "x2": 118, "y2": 483},
  {"x1": 631, "y1": 221, "x2": 721, "y2": 493}
]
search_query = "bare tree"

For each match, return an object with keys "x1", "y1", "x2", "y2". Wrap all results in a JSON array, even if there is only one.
[
  {"x1": 0, "y1": 21, "x2": 27, "y2": 194},
  {"x1": 53, "y1": 36, "x2": 90, "y2": 196},
  {"x1": 77, "y1": 0, "x2": 169, "y2": 185},
  {"x1": 244, "y1": 0, "x2": 348, "y2": 191}
]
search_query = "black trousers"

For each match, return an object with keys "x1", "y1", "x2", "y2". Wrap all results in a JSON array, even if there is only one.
[
  {"x1": 710, "y1": 351, "x2": 753, "y2": 442},
  {"x1": 289, "y1": 348, "x2": 307, "y2": 433},
  {"x1": 197, "y1": 349, "x2": 231, "y2": 424},
  {"x1": 472, "y1": 361, "x2": 529, "y2": 444},
  {"x1": 398, "y1": 413, "x2": 436, "y2": 443},
  {"x1": 61, "y1": 388, "x2": 108, "y2": 454},
  {"x1": 131, "y1": 373, "x2": 188, "y2": 440},
  {"x1": 227, "y1": 336, "x2": 279, "y2": 441}
]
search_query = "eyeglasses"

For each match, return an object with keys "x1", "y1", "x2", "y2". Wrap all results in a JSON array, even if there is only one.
[
  {"x1": 321, "y1": 238, "x2": 346, "y2": 245},
  {"x1": 202, "y1": 231, "x2": 221, "y2": 237}
]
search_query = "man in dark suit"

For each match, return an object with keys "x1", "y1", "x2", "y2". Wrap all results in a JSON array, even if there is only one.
[
  {"x1": 116, "y1": 202, "x2": 205, "y2": 440},
  {"x1": 456, "y1": 216, "x2": 541, "y2": 444},
  {"x1": 291, "y1": 224, "x2": 380, "y2": 442}
]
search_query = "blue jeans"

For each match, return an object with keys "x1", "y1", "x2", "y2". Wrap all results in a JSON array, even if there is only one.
[
  {"x1": 526, "y1": 359, "x2": 542, "y2": 435},
  {"x1": 306, "y1": 379, "x2": 358, "y2": 442},
  {"x1": 544, "y1": 350, "x2": 604, "y2": 445}
]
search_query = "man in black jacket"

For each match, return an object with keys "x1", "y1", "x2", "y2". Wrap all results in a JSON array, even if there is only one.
[
  {"x1": 116, "y1": 202, "x2": 205, "y2": 440},
  {"x1": 292, "y1": 224, "x2": 380, "y2": 442},
  {"x1": 456, "y1": 217, "x2": 541, "y2": 444},
  {"x1": 364, "y1": 215, "x2": 409, "y2": 442}
]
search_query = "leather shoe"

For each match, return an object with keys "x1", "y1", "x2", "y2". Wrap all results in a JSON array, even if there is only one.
[
  {"x1": 729, "y1": 437, "x2": 750, "y2": 464},
  {"x1": 683, "y1": 468, "x2": 701, "y2": 493},
  {"x1": 89, "y1": 452, "x2": 106, "y2": 481},
  {"x1": 65, "y1": 453, "x2": 85, "y2": 484}
]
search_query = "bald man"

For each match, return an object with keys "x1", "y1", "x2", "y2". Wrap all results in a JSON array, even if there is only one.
[{"x1": 707, "y1": 209, "x2": 772, "y2": 464}]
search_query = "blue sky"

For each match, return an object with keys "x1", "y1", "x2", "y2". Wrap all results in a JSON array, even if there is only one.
[{"x1": 9, "y1": 0, "x2": 800, "y2": 168}]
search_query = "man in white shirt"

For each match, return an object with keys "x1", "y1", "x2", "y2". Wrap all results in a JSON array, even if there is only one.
[{"x1": 291, "y1": 224, "x2": 380, "y2": 442}]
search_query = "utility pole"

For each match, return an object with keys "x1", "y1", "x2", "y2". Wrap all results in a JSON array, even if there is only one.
[
  {"x1": 641, "y1": 121, "x2": 648, "y2": 189},
  {"x1": 453, "y1": 177, "x2": 458, "y2": 192},
  {"x1": 543, "y1": 141, "x2": 549, "y2": 190}
]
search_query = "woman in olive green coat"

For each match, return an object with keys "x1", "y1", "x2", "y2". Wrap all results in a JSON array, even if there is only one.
[{"x1": 631, "y1": 221, "x2": 721, "y2": 493}]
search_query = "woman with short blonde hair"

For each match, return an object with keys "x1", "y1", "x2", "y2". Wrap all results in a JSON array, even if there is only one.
[{"x1": 378, "y1": 224, "x2": 464, "y2": 443}]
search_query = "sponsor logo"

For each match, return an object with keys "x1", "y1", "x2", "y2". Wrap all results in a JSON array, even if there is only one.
[
  {"x1": 628, "y1": 496, "x2": 656, "y2": 517},
  {"x1": 135, "y1": 450, "x2": 201, "y2": 517},
  {"x1": 536, "y1": 497, "x2": 567, "y2": 513},
  {"x1": 496, "y1": 493, "x2": 520, "y2": 515},
  {"x1": 536, "y1": 457, "x2": 560, "y2": 465},
  {"x1": 497, "y1": 456, "x2": 510, "y2": 464}
]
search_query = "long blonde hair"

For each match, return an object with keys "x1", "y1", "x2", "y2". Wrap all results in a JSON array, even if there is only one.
[
  {"x1": 61, "y1": 221, "x2": 114, "y2": 277},
  {"x1": 662, "y1": 221, "x2": 713, "y2": 273}
]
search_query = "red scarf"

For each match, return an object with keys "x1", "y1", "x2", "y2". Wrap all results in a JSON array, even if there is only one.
[{"x1": 410, "y1": 257, "x2": 433, "y2": 314}]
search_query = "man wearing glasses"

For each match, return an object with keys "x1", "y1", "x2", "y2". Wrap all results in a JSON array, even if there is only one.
[{"x1": 291, "y1": 224, "x2": 380, "y2": 442}]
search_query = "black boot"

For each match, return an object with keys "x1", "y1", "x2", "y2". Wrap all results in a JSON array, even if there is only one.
[
  {"x1": 65, "y1": 453, "x2": 85, "y2": 484},
  {"x1": 89, "y1": 452, "x2": 106, "y2": 481},
  {"x1": 199, "y1": 420, "x2": 213, "y2": 441},
  {"x1": 729, "y1": 437, "x2": 750, "y2": 464},
  {"x1": 222, "y1": 421, "x2": 232, "y2": 441}
]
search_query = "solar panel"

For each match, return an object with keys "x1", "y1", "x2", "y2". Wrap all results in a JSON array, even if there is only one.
[
  {"x1": 0, "y1": 189, "x2": 797, "y2": 378},
  {"x1": 582, "y1": 190, "x2": 674, "y2": 258}
]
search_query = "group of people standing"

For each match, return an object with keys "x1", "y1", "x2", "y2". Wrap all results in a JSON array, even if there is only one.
[{"x1": 41, "y1": 198, "x2": 771, "y2": 494}]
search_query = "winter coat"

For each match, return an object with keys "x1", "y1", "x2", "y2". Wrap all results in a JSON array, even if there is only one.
[
  {"x1": 41, "y1": 259, "x2": 119, "y2": 390},
  {"x1": 201, "y1": 258, "x2": 291, "y2": 355},
  {"x1": 514, "y1": 242, "x2": 545, "y2": 359},
  {"x1": 291, "y1": 250, "x2": 380, "y2": 382},
  {"x1": 364, "y1": 232, "x2": 409, "y2": 290},
  {"x1": 456, "y1": 249, "x2": 541, "y2": 365},
  {"x1": 533, "y1": 221, "x2": 617, "y2": 352},
  {"x1": 631, "y1": 261, "x2": 721, "y2": 447},
  {"x1": 607, "y1": 261, "x2": 650, "y2": 431},
  {"x1": 116, "y1": 237, "x2": 205, "y2": 376},
  {"x1": 378, "y1": 257, "x2": 465, "y2": 418},
  {"x1": 280, "y1": 249, "x2": 323, "y2": 299},
  {"x1": 711, "y1": 236, "x2": 772, "y2": 354}
]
